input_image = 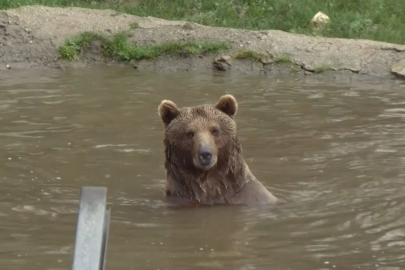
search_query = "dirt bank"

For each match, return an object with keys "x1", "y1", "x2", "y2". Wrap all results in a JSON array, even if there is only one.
[{"x1": 1, "y1": 6, "x2": 405, "y2": 78}]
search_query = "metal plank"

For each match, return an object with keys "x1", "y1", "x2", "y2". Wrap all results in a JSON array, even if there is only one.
[
  {"x1": 72, "y1": 187, "x2": 107, "y2": 270},
  {"x1": 100, "y1": 209, "x2": 110, "y2": 270}
]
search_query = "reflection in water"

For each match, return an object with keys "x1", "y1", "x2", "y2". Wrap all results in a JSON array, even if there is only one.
[{"x1": 0, "y1": 66, "x2": 405, "y2": 270}]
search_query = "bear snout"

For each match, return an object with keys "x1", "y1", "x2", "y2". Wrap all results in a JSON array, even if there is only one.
[
  {"x1": 194, "y1": 145, "x2": 217, "y2": 170},
  {"x1": 199, "y1": 148, "x2": 212, "y2": 165}
]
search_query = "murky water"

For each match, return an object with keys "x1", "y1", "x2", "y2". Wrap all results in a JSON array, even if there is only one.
[{"x1": 1, "y1": 66, "x2": 405, "y2": 270}]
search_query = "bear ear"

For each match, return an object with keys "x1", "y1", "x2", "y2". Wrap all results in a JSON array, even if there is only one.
[
  {"x1": 158, "y1": 100, "x2": 180, "y2": 126},
  {"x1": 215, "y1": 94, "x2": 238, "y2": 117}
]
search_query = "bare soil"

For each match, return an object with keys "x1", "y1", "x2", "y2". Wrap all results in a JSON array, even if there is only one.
[{"x1": 1, "y1": 6, "x2": 405, "y2": 78}]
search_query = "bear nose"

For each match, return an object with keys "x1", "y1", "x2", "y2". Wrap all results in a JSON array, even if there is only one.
[{"x1": 199, "y1": 148, "x2": 212, "y2": 166}]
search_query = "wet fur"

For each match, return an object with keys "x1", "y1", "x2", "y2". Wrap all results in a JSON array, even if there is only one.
[{"x1": 158, "y1": 95, "x2": 277, "y2": 206}]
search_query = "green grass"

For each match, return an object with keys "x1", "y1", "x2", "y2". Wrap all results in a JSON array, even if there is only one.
[
  {"x1": 274, "y1": 55, "x2": 292, "y2": 64},
  {"x1": 129, "y1": 22, "x2": 139, "y2": 29},
  {"x1": 234, "y1": 50, "x2": 265, "y2": 61},
  {"x1": 1, "y1": 0, "x2": 404, "y2": 44},
  {"x1": 313, "y1": 65, "x2": 332, "y2": 73},
  {"x1": 58, "y1": 31, "x2": 230, "y2": 61},
  {"x1": 58, "y1": 31, "x2": 104, "y2": 60}
]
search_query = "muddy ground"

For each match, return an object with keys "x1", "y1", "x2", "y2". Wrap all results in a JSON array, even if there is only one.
[{"x1": 1, "y1": 6, "x2": 405, "y2": 79}]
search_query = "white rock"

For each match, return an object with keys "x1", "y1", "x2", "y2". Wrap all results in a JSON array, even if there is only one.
[
  {"x1": 391, "y1": 59, "x2": 405, "y2": 78},
  {"x1": 310, "y1": 11, "x2": 331, "y2": 28}
]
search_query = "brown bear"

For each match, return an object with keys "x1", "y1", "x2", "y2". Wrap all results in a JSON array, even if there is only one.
[{"x1": 157, "y1": 94, "x2": 278, "y2": 206}]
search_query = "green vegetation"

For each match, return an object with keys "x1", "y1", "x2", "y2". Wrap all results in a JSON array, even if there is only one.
[
  {"x1": 58, "y1": 32, "x2": 104, "y2": 60},
  {"x1": 313, "y1": 65, "x2": 333, "y2": 73},
  {"x1": 234, "y1": 50, "x2": 265, "y2": 61},
  {"x1": 129, "y1": 22, "x2": 139, "y2": 29},
  {"x1": 58, "y1": 31, "x2": 229, "y2": 61},
  {"x1": 274, "y1": 55, "x2": 292, "y2": 64},
  {"x1": 0, "y1": 0, "x2": 404, "y2": 44}
]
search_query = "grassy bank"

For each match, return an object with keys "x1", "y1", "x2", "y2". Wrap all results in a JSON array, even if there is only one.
[
  {"x1": 58, "y1": 31, "x2": 229, "y2": 61},
  {"x1": 1, "y1": 0, "x2": 404, "y2": 45}
]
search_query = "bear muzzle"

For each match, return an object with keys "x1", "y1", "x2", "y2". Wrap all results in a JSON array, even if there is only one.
[{"x1": 194, "y1": 145, "x2": 217, "y2": 170}]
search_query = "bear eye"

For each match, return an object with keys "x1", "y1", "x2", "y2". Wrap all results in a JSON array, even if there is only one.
[
  {"x1": 211, "y1": 129, "x2": 219, "y2": 136},
  {"x1": 186, "y1": 131, "x2": 194, "y2": 139}
]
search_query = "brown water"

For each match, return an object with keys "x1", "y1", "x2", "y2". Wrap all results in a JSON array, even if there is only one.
[{"x1": 1, "y1": 66, "x2": 405, "y2": 270}]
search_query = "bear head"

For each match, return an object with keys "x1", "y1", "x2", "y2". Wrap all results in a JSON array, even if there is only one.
[{"x1": 158, "y1": 94, "x2": 239, "y2": 173}]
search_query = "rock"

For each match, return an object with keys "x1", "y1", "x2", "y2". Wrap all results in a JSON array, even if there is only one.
[
  {"x1": 213, "y1": 55, "x2": 232, "y2": 71},
  {"x1": 215, "y1": 55, "x2": 232, "y2": 65},
  {"x1": 182, "y1": 23, "x2": 195, "y2": 30},
  {"x1": 259, "y1": 57, "x2": 273, "y2": 65},
  {"x1": 310, "y1": 11, "x2": 330, "y2": 29},
  {"x1": 391, "y1": 59, "x2": 405, "y2": 78}
]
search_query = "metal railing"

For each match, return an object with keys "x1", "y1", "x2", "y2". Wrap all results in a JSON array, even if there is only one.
[{"x1": 71, "y1": 187, "x2": 111, "y2": 270}]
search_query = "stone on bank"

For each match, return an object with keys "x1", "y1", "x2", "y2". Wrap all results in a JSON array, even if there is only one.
[{"x1": 391, "y1": 59, "x2": 405, "y2": 79}]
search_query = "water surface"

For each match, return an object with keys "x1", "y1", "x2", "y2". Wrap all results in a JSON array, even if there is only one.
[{"x1": 1, "y1": 66, "x2": 405, "y2": 270}]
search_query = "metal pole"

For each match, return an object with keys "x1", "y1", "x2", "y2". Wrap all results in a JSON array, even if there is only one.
[
  {"x1": 100, "y1": 209, "x2": 110, "y2": 270},
  {"x1": 72, "y1": 187, "x2": 110, "y2": 270}
]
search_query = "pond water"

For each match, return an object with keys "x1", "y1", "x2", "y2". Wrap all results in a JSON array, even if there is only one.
[{"x1": 1, "y1": 66, "x2": 405, "y2": 270}]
